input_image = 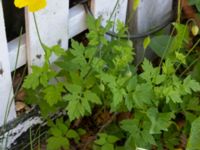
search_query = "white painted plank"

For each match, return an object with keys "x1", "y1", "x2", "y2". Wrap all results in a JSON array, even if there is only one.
[
  {"x1": 91, "y1": 0, "x2": 128, "y2": 28},
  {"x1": 8, "y1": 5, "x2": 84, "y2": 72},
  {"x1": 25, "y1": 0, "x2": 69, "y2": 71},
  {"x1": 0, "y1": 110, "x2": 65, "y2": 149},
  {"x1": 136, "y1": 0, "x2": 173, "y2": 33},
  {"x1": 1, "y1": 116, "x2": 43, "y2": 149},
  {"x1": 128, "y1": 0, "x2": 173, "y2": 63},
  {"x1": 8, "y1": 35, "x2": 27, "y2": 72},
  {"x1": 69, "y1": 4, "x2": 87, "y2": 38},
  {"x1": 8, "y1": 1, "x2": 127, "y2": 71},
  {"x1": 0, "y1": 1, "x2": 16, "y2": 126}
]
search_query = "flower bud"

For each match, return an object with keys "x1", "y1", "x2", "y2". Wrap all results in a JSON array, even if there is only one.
[{"x1": 191, "y1": 25, "x2": 199, "y2": 36}]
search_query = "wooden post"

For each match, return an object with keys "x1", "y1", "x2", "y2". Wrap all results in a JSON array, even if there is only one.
[
  {"x1": 25, "y1": 0, "x2": 69, "y2": 71},
  {"x1": 91, "y1": 0, "x2": 128, "y2": 28},
  {"x1": 0, "y1": 1, "x2": 16, "y2": 126},
  {"x1": 0, "y1": 1, "x2": 128, "y2": 147},
  {"x1": 128, "y1": 0, "x2": 173, "y2": 63}
]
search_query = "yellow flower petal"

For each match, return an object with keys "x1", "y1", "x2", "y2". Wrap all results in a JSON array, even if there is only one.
[
  {"x1": 28, "y1": 0, "x2": 47, "y2": 12},
  {"x1": 14, "y1": 0, "x2": 28, "y2": 8}
]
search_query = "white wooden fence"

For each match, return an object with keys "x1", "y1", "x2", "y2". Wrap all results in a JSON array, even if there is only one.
[
  {"x1": 0, "y1": 0, "x2": 128, "y2": 147},
  {"x1": 0, "y1": 0, "x2": 173, "y2": 148}
]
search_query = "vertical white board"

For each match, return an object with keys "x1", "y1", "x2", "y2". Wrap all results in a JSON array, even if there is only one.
[
  {"x1": 136, "y1": 0, "x2": 173, "y2": 33},
  {"x1": 91, "y1": 0, "x2": 128, "y2": 28},
  {"x1": 8, "y1": 35, "x2": 27, "y2": 72},
  {"x1": 69, "y1": 4, "x2": 87, "y2": 38},
  {"x1": 25, "y1": 0, "x2": 69, "y2": 70},
  {"x1": 0, "y1": 2, "x2": 16, "y2": 126},
  {"x1": 128, "y1": 0, "x2": 173, "y2": 63}
]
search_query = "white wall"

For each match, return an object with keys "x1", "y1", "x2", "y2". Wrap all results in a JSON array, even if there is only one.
[
  {"x1": 128, "y1": 0, "x2": 173, "y2": 63},
  {"x1": 0, "y1": 1, "x2": 16, "y2": 126}
]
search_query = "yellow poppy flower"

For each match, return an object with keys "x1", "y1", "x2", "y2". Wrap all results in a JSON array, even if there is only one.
[{"x1": 14, "y1": 0, "x2": 47, "y2": 12}]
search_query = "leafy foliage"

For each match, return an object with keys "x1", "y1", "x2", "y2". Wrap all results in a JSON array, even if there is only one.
[
  {"x1": 189, "y1": 0, "x2": 200, "y2": 12},
  {"x1": 23, "y1": 16, "x2": 200, "y2": 150},
  {"x1": 93, "y1": 133, "x2": 119, "y2": 150},
  {"x1": 47, "y1": 118, "x2": 84, "y2": 150},
  {"x1": 120, "y1": 113, "x2": 156, "y2": 149},
  {"x1": 187, "y1": 117, "x2": 200, "y2": 150}
]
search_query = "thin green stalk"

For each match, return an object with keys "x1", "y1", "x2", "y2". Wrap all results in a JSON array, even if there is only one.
[
  {"x1": 2, "y1": 30, "x2": 23, "y2": 150},
  {"x1": 3, "y1": 65, "x2": 28, "y2": 149},
  {"x1": 159, "y1": 27, "x2": 176, "y2": 67},
  {"x1": 135, "y1": 44, "x2": 148, "y2": 69},
  {"x1": 175, "y1": 38, "x2": 200, "y2": 72},
  {"x1": 37, "y1": 128, "x2": 41, "y2": 150},
  {"x1": 22, "y1": 129, "x2": 48, "y2": 150},
  {"x1": 84, "y1": 1, "x2": 122, "y2": 80},
  {"x1": 12, "y1": 28, "x2": 23, "y2": 82},
  {"x1": 180, "y1": 55, "x2": 200, "y2": 77},
  {"x1": 3, "y1": 28, "x2": 23, "y2": 125},
  {"x1": 177, "y1": 0, "x2": 181, "y2": 23},
  {"x1": 108, "y1": 0, "x2": 120, "y2": 36},
  {"x1": 30, "y1": 128, "x2": 34, "y2": 150},
  {"x1": 176, "y1": 19, "x2": 196, "y2": 54},
  {"x1": 1, "y1": 28, "x2": 24, "y2": 150},
  {"x1": 108, "y1": 0, "x2": 120, "y2": 22},
  {"x1": 33, "y1": 13, "x2": 44, "y2": 49},
  {"x1": 159, "y1": 0, "x2": 188, "y2": 67},
  {"x1": 83, "y1": 44, "x2": 102, "y2": 80}
]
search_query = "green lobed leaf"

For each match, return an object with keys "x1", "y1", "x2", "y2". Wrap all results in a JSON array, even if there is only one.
[
  {"x1": 95, "y1": 133, "x2": 118, "y2": 150},
  {"x1": 162, "y1": 59, "x2": 175, "y2": 75},
  {"x1": 50, "y1": 127, "x2": 62, "y2": 137},
  {"x1": 84, "y1": 91, "x2": 101, "y2": 104},
  {"x1": 192, "y1": 61, "x2": 200, "y2": 82},
  {"x1": 23, "y1": 72, "x2": 40, "y2": 89},
  {"x1": 23, "y1": 66, "x2": 43, "y2": 89},
  {"x1": 143, "y1": 36, "x2": 151, "y2": 49},
  {"x1": 107, "y1": 135, "x2": 119, "y2": 144},
  {"x1": 175, "y1": 52, "x2": 186, "y2": 64},
  {"x1": 102, "y1": 143, "x2": 114, "y2": 150},
  {"x1": 43, "y1": 83, "x2": 65, "y2": 106},
  {"x1": 65, "y1": 84, "x2": 82, "y2": 94},
  {"x1": 51, "y1": 45, "x2": 66, "y2": 56},
  {"x1": 126, "y1": 76, "x2": 137, "y2": 92},
  {"x1": 187, "y1": 116, "x2": 200, "y2": 150},
  {"x1": 120, "y1": 117, "x2": 156, "y2": 148},
  {"x1": 132, "y1": 83, "x2": 154, "y2": 109},
  {"x1": 66, "y1": 129, "x2": 79, "y2": 139},
  {"x1": 170, "y1": 23, "x2": 189, "y2": 53},
  {"x1": 183, "y1": 75, "x2": 200, "y2": 94},
  {"x1": 147, "y1": 108, "x2": 175, "y2": 134},
  {"x1": 149, "y1": 35, "x2": 172, "y2": 58},
  {"x1": 47, "y1": 136, "x2": 69, "y2": 150},
  {"x1": 66, "y1": 100, "x2": 81, "y2": 121},
  {"x1": 95, "y1": 134, "x2": 107, "y2": 145}
]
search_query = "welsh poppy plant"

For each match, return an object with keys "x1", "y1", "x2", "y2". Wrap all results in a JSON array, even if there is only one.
[{"x1": 14, "y1": 0, "x2": 47, "y2": 12}]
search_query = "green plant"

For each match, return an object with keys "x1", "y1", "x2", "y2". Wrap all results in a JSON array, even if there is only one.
[
  {"x1": 47, "y1": 118, "x2": 85, "y2": 150},
  {"x1": 188, "y1": 0, "x2": 200, "y2": 12},
  {"x1": 93, "y1": 133, "x2": 119, "y2": 150},
  {"x1": 23, "y1": 15, "x2": 200, "y2": 150}
]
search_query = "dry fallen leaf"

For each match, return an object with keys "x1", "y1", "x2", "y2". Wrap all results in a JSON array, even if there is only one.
[
  {"x1": 15, "y1": 101, "x2": 26, "y2": 112},
  {"x1": 16, "y1": 89, "x2": 26, "y2": 101}
]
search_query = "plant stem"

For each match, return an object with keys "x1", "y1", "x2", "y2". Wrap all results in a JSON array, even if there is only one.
[
  {"x1": 175, "y1": 38, "x2": 200, "y2": 72},
  {"x1": 159, "y1": 27, "x2": 176, "y2": 67},
  {"x1": 30, "y1": 128, "x2": 34, "y2": 150},
  {"x1": 177, "y1": 0, "x2": 181, "y2": 23},
  {"x1": 3, "y1": 27, "x2": 23, "y2": 128},
  {"x1": 180, "y1": 55, "x2": 200, "y2": 77},
  {"x1": 33, "y1": 13, "x2": 44, "y2": 49}
]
